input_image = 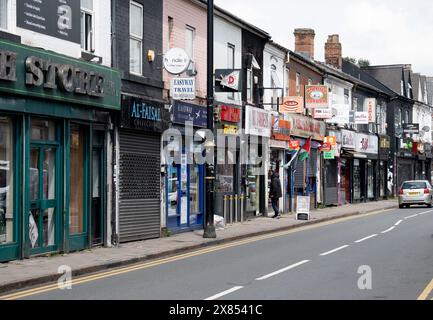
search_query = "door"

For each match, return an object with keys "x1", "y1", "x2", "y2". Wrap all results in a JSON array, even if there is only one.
[
  {"x1": 166, "y1": 154, "x2": 204, "y2": 232},
  {"x1": 91, "y1": 147, "x2": 104, "y2": 245},
  {"x1": 29, "y1": 145, "x2": 59, "y2": 255}
]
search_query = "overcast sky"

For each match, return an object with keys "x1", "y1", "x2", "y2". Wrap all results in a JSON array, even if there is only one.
[{"x1": 214, "y1": 0, "x2": 433, "y2": 75}]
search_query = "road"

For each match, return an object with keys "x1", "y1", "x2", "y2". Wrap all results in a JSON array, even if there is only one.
[{"x1": 5, "y1": 207, "x2": 433, "y2": 300}]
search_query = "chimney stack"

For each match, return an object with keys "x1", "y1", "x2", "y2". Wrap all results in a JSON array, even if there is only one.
[
  {"x1": 325, "y1": 35, "x2": 342, "y2": 69},
  {"x1": 294, "y1": 28, "x2": 315, "y2": 59}
]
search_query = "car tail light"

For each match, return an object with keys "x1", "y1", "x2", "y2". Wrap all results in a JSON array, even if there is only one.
[
  {"x1": 399, "y1": 189, "x2": 404, "y2": 195},
  {"x1": 424, "y1": 188, "x2": 430, "y2": 194}
]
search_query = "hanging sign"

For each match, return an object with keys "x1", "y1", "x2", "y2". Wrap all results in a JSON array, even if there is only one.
[
  {"x1": 341, "y1": 130, "x2": 356, "y2": 149},
  {"x1": 289, "y1": 140, "x2": 301, "y2": 150},
  {"x1": 215, "y1": 69, "x2": 243, "y2": 92},
  {"x1": 223, "y1": 125, "x2": 239, "y2": 135},
  {"x1": 220, "y1": 105, "x2": 241, "y2": 123},
  {"x1": 403, "y1": 124, "x2": 420, "y2": 134},
  {"x1": 323, "y1": 150, "x2": 335, "y2": 159},
  {"x1": 287, "y1": 114, "x2": 326, "y2": 141},
  {"x1": 319, "y1": 143, "x2": 332, "y2": 152},
  {"x1": 305, "y1": 85, "x2": 329, "y2": 108},
  {"x1": 365, "y1": 98, "x2": 377, "y2": 123},
  {"x1": 171, "y1": 78, "x2": 196, "y2": 100},
  {"x1": 272, "y1": 117, "x2": 291, "y2": 141},
  {"x1": 325, "y1": 136, "x2": 337, "y2": 146},
  {"x1": 325, "y1": 104, "x2": 350, "y2": 124},
  {"x1": 163, "y1": 48, "x2": 191, "y2": 75},
  {"x1": 354, "y1": 112, "x2": 369, "y2": 125},
  {"x1": 279, "y1": 96, "x2": 304, "y2": 114},
  {"x1": 245, "y1": 105, "x2": 271, "y2": 137}
]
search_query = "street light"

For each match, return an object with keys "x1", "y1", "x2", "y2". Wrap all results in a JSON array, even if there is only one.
[{"x1": 203, "y1": 0, "x2": 217, "y2": 238}]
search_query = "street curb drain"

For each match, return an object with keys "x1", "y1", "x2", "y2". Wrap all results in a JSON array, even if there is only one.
[{"x1": 0, "y1": 204, "x2": 397, "y2": 296}]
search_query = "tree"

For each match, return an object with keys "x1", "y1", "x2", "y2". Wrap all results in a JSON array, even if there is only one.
[
  {"x1": 344, "y1": 57, "x2": 357, "y2": 64},
  {"x1": 343, "y1": 57, "x2": 371, "y2": 68}
]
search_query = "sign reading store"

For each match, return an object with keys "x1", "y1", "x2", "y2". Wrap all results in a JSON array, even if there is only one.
[{"x1": 0, "y1": 40, "x2": 121, "y2": 110}]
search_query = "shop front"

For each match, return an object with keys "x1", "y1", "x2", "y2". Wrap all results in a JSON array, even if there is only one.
[
  {"x1": 286, "y1": 114, "x2": 325, "y2": 211},
  {"x1": 214, "y1": 103, "x2": 242, "y2": 223},
  {"x1": 396, "y1": 140, "x2": 416, "y2": 189},
  {"x1": 340, "y1": 129, "x2": 356, "y2": 204},
  {"x1": 243, "y1": 105, "x2": 271, "y2": 218},
  {"x1": 116, "y1": 95, "x2": 170, "y2": 243},
  {"x1": 378, "y1": 135, "x2": 391, "y2": 199},
  {"x1": 164, "y1": 101, "x2": 207, "y2": 234},
  {"x1": 323, "y1": 130, "x2": 342, "y2": 206},
  {"x1": 0, "y1": 40, "x2": 121, "y2": 262},
  {"x1": 267, "y1": 116, "x2": 290, "y2": 216},
  {"x1": 414, "y1": 142, "x2": 428, "y2": 181}
]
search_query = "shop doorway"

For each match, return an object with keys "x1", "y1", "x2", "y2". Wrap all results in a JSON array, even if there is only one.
[
  {"x1": 91, "y1": 144, "x2": 104, "y2": 246},
  {"x1": 29, "y1": 119, "x2": 61, "y2": 255},
  {"x1": 166, "y1": 155, "x2": 204, "y2": 233}
]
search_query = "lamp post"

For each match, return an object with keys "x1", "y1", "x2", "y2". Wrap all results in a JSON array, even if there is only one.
[{"x1": 203, "y1": 0, "x2": 216, "y2": 238}]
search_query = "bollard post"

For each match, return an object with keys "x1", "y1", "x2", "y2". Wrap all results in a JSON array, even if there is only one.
[
  {"x1": 230, "y1": 195, "x2": 234, "y2": 225},
  {"x1": 223, "y1": 195, "x2": 227, "y2": 226},
  {"x1": 235, "y1": 195, "x2": 238, "y2": 223},
  {"x1": 240, "y1": 193, "x2": 244, "y2": 223}
]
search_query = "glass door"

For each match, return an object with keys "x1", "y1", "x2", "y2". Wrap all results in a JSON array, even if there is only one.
[
  {"x1": 91, "y1": 147, "x2": 104, "y2": 245},
  {"x1": 29, "y1": 145, "x2": 58, "y2": 254}
]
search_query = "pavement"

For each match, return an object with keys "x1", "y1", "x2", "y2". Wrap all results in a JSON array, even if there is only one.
[{"x1": 0, "y1": 200, "x2": 398, "y2": 295}]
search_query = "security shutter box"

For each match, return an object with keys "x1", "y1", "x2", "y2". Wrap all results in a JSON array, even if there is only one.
[{"x1": 118, "y1": 130, "x2": 161, "y2": 242}]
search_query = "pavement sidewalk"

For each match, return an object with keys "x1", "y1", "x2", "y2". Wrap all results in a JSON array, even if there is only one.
[{"x1": 0, "y1": 200, "x2": 398, "y2": 294}]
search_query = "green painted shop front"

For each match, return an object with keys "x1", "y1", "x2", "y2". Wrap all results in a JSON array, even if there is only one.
[{"x1": 0, "y1": 40, "x2": 121, "y2": 262}]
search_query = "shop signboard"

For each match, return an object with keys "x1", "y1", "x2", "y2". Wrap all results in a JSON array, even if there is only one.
[
  {"x1": 296, "y1": 196, "x2": 310, "y2": 220},
  {"x1": 403, "y1": 124, "x2": 420, "y2": 134},
  {"x1": 220, "y1": 105, "x2": 241, "y2": 123},
  {"x1": 171, "y1": 78, "x2": 196, "y2": 100},
  {"x1": 341, "y1": 130, "x2": 356, "y2": 149},
  {"x1": 354, "y1": 112, "x2": 369, "y2": 125},
  {"x1": 0, "y1": 40, "x2": 121, "y2": 110},
  {"x1": 325, "y1": 136, "x2": 337, "y2": 146},
  {"x1": 245, "y1": 105, "x2": 271, "y2": 137},
  {"x1": 287, "y1": 114, "x2": 326, "y2": 141},
  {"x1": 324, "y1": 150, "x2": 335, "y2": 160},
  {"x1": 17, "y1": 0, "x2": 81, "y2": 43},
  {"x1": 272, "y1": 117, "x2": 291, "y2": 141},
  {"x1": 163, "y1": 48, "x2": 191, "y2": 75},
  {"x1": 305, "y1": 85, "x2": 329, "y2": 108},
  {"x1": 215, "y1": 69, "x2": 243, "y2": 92},
  {"x1": 325, "y1": 104, "x2": 350, "y2": 124},
  {"x1": 319, "y1": 143, "x2": 332, "y2": 152},
  {"x1": 289, "y1": 140, "x2": 301, "y2": 150},
  {"x1": 313, "y1": 108, "x2": 333, "y2": 119},
  {"x1": 355, "y1": 133, "x2": 379, "y2": 154},
  {"x1": 171, "y1": 101, "x2": 208, "y2": 128},
  {"x1": 365, "y1": 98, "x2": 377, "y2": 123},
  {"x1": 223, "y1": 125, "x2": 239, "y2": 135},
  {"x1": 279, "y1": 96, "x2": 304, "y2": 114}
]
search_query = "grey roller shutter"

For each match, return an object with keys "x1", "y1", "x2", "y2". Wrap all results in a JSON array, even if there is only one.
[
  {"x1": 294, "y1": 160, "x2": 304, "y2": 188},
  {"x1": 308, "y1": 149, "x2": 318, "y2": 177},
  {"x1": 118, "y1": 130, "x2": 161, "y2": 242},
  {"x1": 324, "y1": 159, "x2": 338, "y2": 205}
]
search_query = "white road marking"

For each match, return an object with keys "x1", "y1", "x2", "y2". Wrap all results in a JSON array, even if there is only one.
[
  {"x1": 381, "y1": 226, "x2": 395, "y2": 234},
  {"x1": 205, "y1": 286, "x2": 244, "y2": 300},
  {"x1": 320, "y1": 245, "x2": 350, "y2": 256},
  {"x1": 405, "y1": 214, "x2": 419, "y2": 220},
  {"x1": 394, "y1": 220, "x2": 403, "y2": 226},
  {"x1": 355, "y1": 234, "x2": 378, "y2": 243},
  {"x1": 255, "y1": 260, "x2": 310, "y2": 281},
  {"x1": 418, "y1": 210, "x2": 433, "y2": 215}
]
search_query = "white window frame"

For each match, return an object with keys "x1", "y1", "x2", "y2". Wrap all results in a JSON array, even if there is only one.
[
  {"x1": 129, "y1": 1, "x2": 144, "y2": 75},
  {"x1": 296, "y1": 72, "x2": 301, "y2": 96},
  {"x1": 284, "y1": 68, "x2": 290, "y2": 97},
  {"x1": 81, "y1": 0, "x2": 95, "y2": 52},
  {"x1": 227, "y1": 43, "x2": 235, "y2": 100},
  {"x1": 0, "y1": 0, "x2": 8, "y2": 31},
  {"x1": 167, "y1": 16, "x2": 174, "y2": 50},
  {"x1": 185, "y1": 25, "x2": 195, "y2": 72},
  {"x1": 247, "y1": 68, "x2": 254, "y2": 103}
]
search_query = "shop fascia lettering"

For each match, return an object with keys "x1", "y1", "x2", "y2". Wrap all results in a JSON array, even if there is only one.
[
  {"x1": 131, "y1": 101, "x2": 161, "y2": 121},
  {"x1": 0, "y1": 49, "x2": 105, "y2": 98}
]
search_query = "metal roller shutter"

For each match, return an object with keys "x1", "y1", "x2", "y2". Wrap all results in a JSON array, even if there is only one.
[
  {"x1": 308, "y1": 149, "x2": 318, "y2": 177},
  {"x1": 294, "y1": 160, "x2": 304, "y2": 188},
  {"x1": 119, "y1": 130, "x2": 161, "y2": 242}
]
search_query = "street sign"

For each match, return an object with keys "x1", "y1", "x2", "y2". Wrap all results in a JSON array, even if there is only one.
[
  {"x1": 296, "y1": 196, "x2": 310, "y2": 221},
  {"x1": 403, "y1": 124, "x2": 420, "y2": 134},
  {"x1": 215, "y1": 69, "x2": 243, "y2": 92}
]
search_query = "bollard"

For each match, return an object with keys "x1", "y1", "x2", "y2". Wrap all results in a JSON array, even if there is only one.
[
  {"x1": 235, "y1": 195, "x2": 238, "y2": 223},
  {"x1": 223, "y1": 195, "x2": 227, "y2": 226},
  {"x1": 240, "y1": 194, "x2": 244, "y2": 223},
  {"x1": 230, "y1": 195, "x2": 234, "y2": 225}
]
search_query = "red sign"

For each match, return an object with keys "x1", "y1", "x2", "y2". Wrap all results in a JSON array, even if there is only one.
[
  {"x1": 319, "y1": 143, "x2": 332, "y2": 152},
  {"x1": 289, "y1": 140, "x2": 300, "y2": 150},
  {"x1": 272, "y1": 117, "x2": 291, "y2": 141},
  {"x1": 220, "y1": 105, "x2": 241, "y2": 123}
]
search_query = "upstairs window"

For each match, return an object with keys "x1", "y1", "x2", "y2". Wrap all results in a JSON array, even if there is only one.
[
  {"x1": 130, "y1": 1, "x2": 143, "y2": 75},
  {"x1": 401, "y1": 80, "x2": 404, "y2": 96},
  {"x1": 0, "y1": 0, "x2": 7, "y2": 30},
  {"x1": 81, "y1": 0, "x2": 94, "y2": 52},
  {"x1": 284, "y1": 68, "x2": 290, "y2": 97},
  {"x1": 247, "y1": 68, "x2": 253, "y2": 103},
  {"x1": 296, "y1": 72, "x2": 301, "y2": 96},
  {"x1": 185, "y1": 26, "x2": 195, "y2": 72},
  {"x1": 227, "y1": 43, "x2": 235, "y2": 99}
]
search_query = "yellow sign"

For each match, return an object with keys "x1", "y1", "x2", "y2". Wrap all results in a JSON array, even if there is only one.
[{"x1": 223, "y1": 125, "x2": 239, "y2": 135}]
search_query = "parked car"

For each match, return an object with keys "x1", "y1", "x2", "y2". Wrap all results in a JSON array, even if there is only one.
[{"x1": 398, "y1": 180, "x2": 433, "y2": 209}]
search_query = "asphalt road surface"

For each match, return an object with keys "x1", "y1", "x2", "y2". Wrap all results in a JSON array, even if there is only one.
[{"x1": 8, "y1": 207, "x2": 433, "y2": 300}]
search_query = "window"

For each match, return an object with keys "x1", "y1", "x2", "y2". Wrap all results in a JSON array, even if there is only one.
[
  {"x1": 344, "y1": 88, "x2": 350, "y2": 105},
  {"x1": 0, "y1": 0, "x2": 7, "y2": 30},
  {"x1": 401, "y1": 80, "x2": 404, "y2": 96},
  {"x1": 130, "y1": 1, "x2": 143, "y2": 75},
  {"x1": 247, "y1": 68, "x2": 253, "y2": 103},
  {"x1": 284, "y1": 68, "x2": 290, "y2": 97},
  {"x1": 185, "y1": 26, "x2": 195, "y2": 71},
  {"x1": 81, "y1": 0, "x2": 94, "y2": 52},
  {"x1": 308, "y1": 78, "x2": 313, "y2": 85},
  {"x1": 270, "y1": 64, "x2": 281, "y2": 110},
  {"x1": 167, "y1": 17, "x2": 174, "y2": 50},
  {"x1": 404, "y1": 110, "x2": 409, "y2": 124},
  {"x1": 296, "y1": 73, "x2": 301, "y2": 96},
  {"x1": 227, "y1": 43, "x2": 235, "y2": 99}
]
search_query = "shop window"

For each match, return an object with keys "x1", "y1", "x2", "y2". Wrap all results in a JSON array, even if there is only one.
[
  {"x1": 0, "y1": 0, "x2": 7, "y2": 30},
  {"x1": 81, "y1": 0, "x2": 94, "y2": 52},
  {"x1": 247, "y1": 68, "x2": 253, "y2": 103},
  {"x1": 69, "y1": 125, "x2": 86, "y2": 235},
  {"x1": 0, "y1": 117, "x2": 14, "y2": 244},
  {"x1": 31, "y1": 119, "x2": 56, "y2": 141},
  {"x1": 130, "y1": 1, "x2": 143, "y2": 75}
]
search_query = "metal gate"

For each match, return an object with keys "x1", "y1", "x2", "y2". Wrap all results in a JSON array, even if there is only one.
[{"x1": 118, "y1": 130, "x2": 161, "y2": 242}]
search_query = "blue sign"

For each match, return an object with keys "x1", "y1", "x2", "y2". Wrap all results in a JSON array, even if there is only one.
[{"x1": 171, "y1": 101, "x2": 208, "y2": 128}]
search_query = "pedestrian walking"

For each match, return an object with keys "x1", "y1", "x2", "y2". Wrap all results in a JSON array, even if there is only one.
[{"x1": 269, "y1": 170, "x2": 282, "y2": 218}]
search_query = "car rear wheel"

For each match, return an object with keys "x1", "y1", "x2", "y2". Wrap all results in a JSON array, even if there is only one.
[{"x1": 399, "y1": 204, "x2": 404, "y2": 209}]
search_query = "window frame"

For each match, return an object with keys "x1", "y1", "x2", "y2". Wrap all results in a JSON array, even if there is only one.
[
  {"x1": 129, "y1": 1, "x2": 144, "y2": 75},
  {"x1": 0, "y1": 0, "x2": 8, "y2": 31},
  {"x1": 227, "y1": 43, "x2": 235, "y2": 100},
  {"x1": 247, "y1": 68, "x2": 254, "y2": 103},
  {"x1": 80, "y1": 0, "x2": 95, "y2": 53},
  {"x1": 185, "y1": 25, "x2": 195, "y2": 72},
  {"x1": 296, "y1": 72, "x2": 301, "y2": 96}
]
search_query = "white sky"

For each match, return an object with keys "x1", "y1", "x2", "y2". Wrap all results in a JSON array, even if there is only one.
[{"x1": 214, "y1": 0, "x2": 433, "y2": 75}]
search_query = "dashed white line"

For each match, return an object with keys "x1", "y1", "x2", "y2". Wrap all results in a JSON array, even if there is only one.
[
  {"x1": 256, "y1": 260, "x2": 310, "y2": 281},
  {"x1": 405, "y1": 214, "x2": 419, "y2": 220},
  {"x1": 205, "y1": 286, "x2": 244, "y2": 300},
  {"x1": 381, "y1": 226, "x2": 395, "y2": 234},
  {"x1": 320, "y1": 245, "x2": 350, "y2": 256},
  {"x1": 394, "y1": 220, "x2": 403, "y2": 226},
  {"x1": 355, "y1": 234, "x2": 378, "y2": 243}
]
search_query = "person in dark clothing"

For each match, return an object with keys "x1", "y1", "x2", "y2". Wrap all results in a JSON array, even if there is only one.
[{"x1": 269, "y1": 170, "x2": 282, "y2": 218}]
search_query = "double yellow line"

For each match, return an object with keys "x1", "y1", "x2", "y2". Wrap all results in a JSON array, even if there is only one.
[
  {"x1": 418, "y1": 278, "x2": 433, "y2": 300},
  {"x1": 0, "y1": 209, "x2": 393, "y2": 300}
]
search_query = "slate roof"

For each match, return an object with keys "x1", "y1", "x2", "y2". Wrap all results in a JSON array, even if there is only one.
[{"x1": 361, "y1": 65, "x2": 405, "y2": 96}]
